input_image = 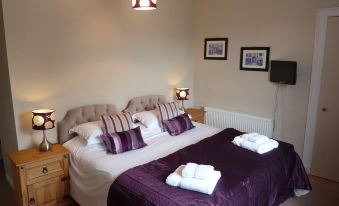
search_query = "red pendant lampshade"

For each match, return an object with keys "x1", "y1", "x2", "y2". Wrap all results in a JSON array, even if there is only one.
[{"x1": 132, "y1": 0, "x2": 157, "y2": 10}]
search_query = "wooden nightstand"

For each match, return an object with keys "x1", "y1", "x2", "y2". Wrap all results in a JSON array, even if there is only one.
[
  {"x1": 185, "y1": 108, "x2": 205, "y2": 124},
  {"x1": 9, "y1": 144, "x2": 70, "y2": 206}
]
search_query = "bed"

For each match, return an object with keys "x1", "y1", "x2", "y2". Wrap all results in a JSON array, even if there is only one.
[{"x1": 58, "y1": 95, "x2": 311, "y2": 206}]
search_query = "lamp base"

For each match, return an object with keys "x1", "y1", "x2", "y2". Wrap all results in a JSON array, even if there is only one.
[
  {"x1": 180, "y1": 100, "x2": 185, "y2": 111},
  {"x1": 39, "y1": 131, "x2": 52, "y2": 152}
]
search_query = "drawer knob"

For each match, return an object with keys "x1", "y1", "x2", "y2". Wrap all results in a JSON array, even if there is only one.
[
  {"x1": 42, "y1": 167, "x2": 48, "y2": 174},
  {"x1": 29, "y1": 198, "x2": 35, "y2": 204}
]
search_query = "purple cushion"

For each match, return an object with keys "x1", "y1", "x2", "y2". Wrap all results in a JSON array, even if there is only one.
[
  {"x1": 163, "y1": 113, "x2": 195, "y2": 136},
  {"x1": 101, "y1": 127, "x2": 147, "y2": 154}
]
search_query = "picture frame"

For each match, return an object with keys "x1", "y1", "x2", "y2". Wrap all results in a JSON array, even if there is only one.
[
  {"x1": 204, "y1": 38, "x2": 228, "y2": 60},
  {"x1": 240, "y1": 47, "x2": 270, "y2": 71}
]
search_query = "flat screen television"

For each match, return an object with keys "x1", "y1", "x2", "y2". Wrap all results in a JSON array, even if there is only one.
[{"x1": 270, "y1": 60, "x2": 297, "y2": 85}]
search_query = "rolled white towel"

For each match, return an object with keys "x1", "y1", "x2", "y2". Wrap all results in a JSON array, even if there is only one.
[
  {"x1": 256, "y1": 139, "x2": 279, "y2": 154},
  {"x1": 166, "y1": 165, "x2": 185, "y2": 187},
  {"x1": 194, "y1": 165, "x2": 214, "y2": 180},
  {"x1": 180, "y1": 170, "x2": 221, "y2": 195},
  {"x1": 240, "y1": 139, "x2": 279, "y2": 154},
  {"x1": 232, "y1": 133, "x2": 268, "y2": 146},
  {"x1": 182, "y1": 163, "x2": 198, "y2": 178},
  {"x1": 241, "y1": 133, "x2": 259, "y2": 139},
  {"x1": 232, "y1": 136, "x2": 245, "y2": 146},
  {"x1": 166, "y1": 173, "x2": 182, "y2": 187},
  {"x1": 246, "y1": 134, "x2": 269, "y2": 144}
]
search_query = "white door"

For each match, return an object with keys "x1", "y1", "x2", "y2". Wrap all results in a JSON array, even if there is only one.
[{"x1": 310, "y1": 16, "x2": 339, "y2": 182}]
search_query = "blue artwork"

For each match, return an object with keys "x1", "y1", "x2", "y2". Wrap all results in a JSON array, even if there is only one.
[{"x1": 245, "y1": 53, "x2": 264, "y2": 66}]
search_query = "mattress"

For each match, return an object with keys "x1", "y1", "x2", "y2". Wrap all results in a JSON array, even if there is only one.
[{"x1": 63, "y1": 122, "x2": 222, "y2": 206}]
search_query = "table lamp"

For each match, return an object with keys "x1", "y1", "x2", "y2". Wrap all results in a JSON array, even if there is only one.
[
  {"x1": 175, "y1": 88, "x2": 189, "y2": 110},
  {"x1": 32, "y1": 109, "x2": 56, "y2": 151},
  {"x1": 132, "y1": 0, "x2": 157, "y2": 10}
]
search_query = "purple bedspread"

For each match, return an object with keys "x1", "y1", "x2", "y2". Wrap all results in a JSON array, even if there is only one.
[{"x1": 108, "y1": 128, "x2": 311, "y2": 206}]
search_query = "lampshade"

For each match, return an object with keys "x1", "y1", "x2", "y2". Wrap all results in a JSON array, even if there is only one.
[
  {"x1": 132, "y1": 0, "x2": 157, "y2": 10},
  {"x1": 32, "y1": 109, "x2": 56, "y2": 130},
  {"x1": 176, "y1": 88, "x2": 189, "y2": 100}
]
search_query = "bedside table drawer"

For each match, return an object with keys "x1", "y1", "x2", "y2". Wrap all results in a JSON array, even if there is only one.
[{"x1": 26, "y1": 156, "x2": 64, "y2": 182}]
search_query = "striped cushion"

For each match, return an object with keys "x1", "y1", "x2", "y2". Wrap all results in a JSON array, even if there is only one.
[
  {"x1": 101, "y1": 127, "x2": 147, "y2": 154},
  {"x1": 163, "y1": 113, "x2": 195, "y2": 136},
  {"x1": 101, "y1": 112, "x2": 134, "y2": 134},
  {"x1": 156, "y1": 102, "x2": 181, "y2": 131}
]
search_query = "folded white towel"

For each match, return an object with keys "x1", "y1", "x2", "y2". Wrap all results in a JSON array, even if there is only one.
[
  {"x1": 294, "y1": 189, "x2": 310, "y2": 197},
  {"x1": 182, "y1": 163, "x2": 198, "y2": 178},
  {"x1": 180, "y1": 170, "x2": 221, "y2": 195},
  {"x1": 194, "y1": 165, "x2": 215, "y2": 180},
  {"x1": 166, "y1": 165, "x2": 185, "y2": 187},
  {"x1": 240, "y1": 139, "x2": 279, "y2": 154}
]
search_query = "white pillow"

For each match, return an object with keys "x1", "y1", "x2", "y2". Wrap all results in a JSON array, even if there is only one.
[
  {"x1": 132, "y1": 110, "x2": 160, "y2": 128},
  {"x1": 134, "y1": 122, "x2": 163, "y2": 140},
  {"x1": 141, "y1": 126, "x2": 163, "y2": 140},
  {"x1": 69, "y1": 121, "x2": 104, "y2": 145},
  {"x1": 132, "y1": 109, "x2": 185, "y2": 129}
]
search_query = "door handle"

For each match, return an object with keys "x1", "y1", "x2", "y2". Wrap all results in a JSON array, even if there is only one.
[{"x1": 322, "y1": 108, "x2": 327, "y2": 112}]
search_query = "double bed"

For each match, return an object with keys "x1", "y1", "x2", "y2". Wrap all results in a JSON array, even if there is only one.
[{"x1": 58, "y1": 95, "x2": 311, "y2": 206}]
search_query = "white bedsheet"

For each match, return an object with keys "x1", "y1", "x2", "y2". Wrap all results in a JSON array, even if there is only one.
[{"x1": 63, "y1": 122, "x2": 222, "y2": 206}]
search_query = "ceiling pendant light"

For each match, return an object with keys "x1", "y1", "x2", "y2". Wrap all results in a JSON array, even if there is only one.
[{"x1": 132, "y1": 0, "x2": 157, "y2": 10}]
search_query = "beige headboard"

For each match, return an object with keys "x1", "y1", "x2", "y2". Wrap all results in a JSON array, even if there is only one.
[
  {"x1": 57, "y1": 104, "x2": 119, "y2": 144},
  {"x1": 124, "y1": 95, "x2": 168, "y2": 115},
  {"x1": 57, "y1": 95, "x2": 168, "y2": 144}
]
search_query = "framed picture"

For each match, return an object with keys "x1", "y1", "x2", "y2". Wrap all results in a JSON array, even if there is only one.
[
  {"x1": 240, "y1": 47, "x2": 270, "y2": 71},
  {"x1": 204, "y1": 38, "x2": 228, "y2": 60}
]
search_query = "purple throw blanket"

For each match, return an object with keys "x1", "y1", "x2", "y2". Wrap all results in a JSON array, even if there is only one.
[{"x1": 108, "y1": 128, "x2": 311, "y2": 206}]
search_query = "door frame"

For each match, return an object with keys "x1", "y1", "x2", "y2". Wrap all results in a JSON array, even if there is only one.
[{"x1": 303, "y1": 7, "x2": 339, "y2": 172}]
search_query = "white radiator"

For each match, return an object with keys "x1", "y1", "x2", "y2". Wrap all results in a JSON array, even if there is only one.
[{"x1": 204, "y1": 107, "x2": 273, "y2": 137}]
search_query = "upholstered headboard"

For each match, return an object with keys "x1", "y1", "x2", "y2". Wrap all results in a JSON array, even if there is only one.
[
  {"x1": 57, "y1": 104, "x2": 119, "y2": 144},
  {"x1": 57, "y1": 95, "x2": 168, "y2": 144},
  {"x1": 124, "y1": 95, "x2": 168, "y2": 114}
]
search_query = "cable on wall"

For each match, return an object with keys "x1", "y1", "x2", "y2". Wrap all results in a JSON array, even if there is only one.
[{"x1": 272, "y1": 83, "x2": 280, "y2": 139}]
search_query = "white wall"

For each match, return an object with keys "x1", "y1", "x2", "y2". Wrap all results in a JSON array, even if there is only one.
[
  {"x1": 3, "y1": 0, "x2": 339, "y2": 180},
  {"x1": 192, "y1": 0, "x2": 339, "y2": 156},
  {"x1": 2, "y1": 0, "x2": 194, "y2": 150},
  {"x1": 0, "y1": 0, "x2": 18, "y2": 183}
]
